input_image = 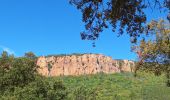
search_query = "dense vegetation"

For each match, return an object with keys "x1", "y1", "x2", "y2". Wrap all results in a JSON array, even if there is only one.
[
  {"x1": 0, "y1": 0, "x2": 169, "y2": 99},
  {"x1": 0, "y1": 51, "x2": 170, "y2": 100},
  {"x1": 58, "y1": 72, "x2": 170, "y2": 100},
  {"x1": 0, "y1": 51, "x2": 67, "y2": 100},
  {"x1": 133, "y1": 19, "x2": 170, "y2": 86}
]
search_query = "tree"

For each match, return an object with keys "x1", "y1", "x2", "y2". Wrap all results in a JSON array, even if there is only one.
[
  {"x1": 134, "y1": 19, "x2": 170, "y2": 86},
  {"x1": 13, "y1": 79, "x2": 68, "y2": 100},
  {"x1": 69, "y1": 0, "x2": 170, "y2": 44},
  {"x1": 24, "y1": 51, "x2": 37, "y2": 59},
  {"x1": 47, "y1": 61, "x2": 53, "y2": 76},
  {"x1": 0, "y1": 52, "x2": 38, "y2": 93},
  {"x1": 0, "y1": 51, "x2": 14, "y2": 71},
  {"x1": 0, "y1": 52, "x2": 68, "y2": 100}
]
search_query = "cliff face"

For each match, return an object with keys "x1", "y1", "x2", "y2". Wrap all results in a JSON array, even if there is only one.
[{"x1": 37, "y1": 54, "x2": 135, "y2": 76}]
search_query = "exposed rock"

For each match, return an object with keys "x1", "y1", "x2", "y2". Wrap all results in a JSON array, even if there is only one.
[{"x1": 37, "y1": 54, "x2": 135, "y2": 76}]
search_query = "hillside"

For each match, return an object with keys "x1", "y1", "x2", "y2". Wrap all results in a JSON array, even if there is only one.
[
  {"x1": 47, "y1": 72, "x2": 170, "y2": 100},
  {"x1": 1, "y1": 53, "x2": 170, "y2": 100}
]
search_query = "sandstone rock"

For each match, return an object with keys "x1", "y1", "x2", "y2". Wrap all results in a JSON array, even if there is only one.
[{"x1": 37, "y1": 54, "x2": 135, "y2": 76}]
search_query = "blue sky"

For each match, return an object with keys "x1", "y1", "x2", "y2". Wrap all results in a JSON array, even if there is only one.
[{"x1": 0, "y1": 0, "x2": 167, "y2": 60}]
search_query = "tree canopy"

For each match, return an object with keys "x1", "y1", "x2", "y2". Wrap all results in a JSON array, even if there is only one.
[
  {"x1": 70, "y1": 0, "x2": 170, "y2": 43},
  {"x1": 134, "y1": 19, "x2": 170, "y2": 86},
  {"x1": 0, "y1": 51, "x2": 68, "y2": 100},
  {"x1": 24, "y1": 51, "x2": 37, "y2": 59}
]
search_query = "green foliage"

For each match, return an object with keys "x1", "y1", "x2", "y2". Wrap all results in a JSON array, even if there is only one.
[
  {"x1": 12, "y1": 78, "x2": 67, "y2": 100},
  {"x1": 55, "y1": 72, "x2": 170, "y2": 100},
  {"x1": 118, "y1": 60, "x2": 124, "y2": 72},
  {"x1": 1, "y1": 51, "x2": 170, "y2": 99},
  {"x1": 134, "y1": 19, "x2": 170, "y2": 86},
  {"x1": 0, "y1": 57, "x2": 37, "y2": 93},
  {"x1": 0, "y1": 51, "x2": 68, "y2": 100},
  {"x1": 24, "y1": 51, "x2": 37, "y2": 59},
  {"x1": 0, "y1": 77, "x2": 68, "y2": 100},
  {"x1": 47, "y1": 63, "x2": 53, "y2": 73},
  {"x1": 0, "y1": 51, "x2": 14, "y2": 71},
  {"x1": 69, "y1": 0, "x2": 170, "y2": 44},
  {"x1": 71, "y1": 85, "x2": 98, "y2": 100}
]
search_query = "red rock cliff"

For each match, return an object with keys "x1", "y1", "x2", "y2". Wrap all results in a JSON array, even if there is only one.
[{"x1": 37, "y1": 54, "x2": 134, "y2": 76}]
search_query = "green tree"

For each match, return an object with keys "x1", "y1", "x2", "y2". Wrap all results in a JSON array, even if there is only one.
[
  {"x1": 70, "y1": 0, "x2": 170, "y2": 44},
  {"x1": 47, "y1": 61, "x2": 53, "y2": 76},
  {"x1": 0, "y1": 53, "x2": 38, "y2": 93},
  {"x1": 134, "y1": 19, "x2": 170, "y2": 86},
  {"x1": 0, "y1": 51, "x2": 68, "y2": 99},
  {"x1": 24, "y1": 51, "x2": 37, "y2": 59},
  {"x1": 12, "y1": 79, "x2": 67, "y2": 100},
  {"x1": 0, "y1": 51, "x2": 14, "y2": 71}
]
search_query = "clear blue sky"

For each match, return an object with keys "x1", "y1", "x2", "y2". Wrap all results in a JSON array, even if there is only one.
[{"x1": 0, "y1": 0, "x2": 167, "y2": 60}]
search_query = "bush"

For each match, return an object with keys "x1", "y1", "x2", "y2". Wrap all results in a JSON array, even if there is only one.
[
  {"x1": 69, "y1": 85, "x2": 99, "y2": 100},
  {"x1": 13, "y1": 78, "x2": 68, "y2": 100},
  {"x1": 0, "y1": 57, "x2": 37, "y2": 93}
]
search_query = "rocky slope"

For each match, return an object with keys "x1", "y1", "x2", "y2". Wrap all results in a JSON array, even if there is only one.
[{"x1": 37, "y1": 54, "x2": 135, "y2": 76}]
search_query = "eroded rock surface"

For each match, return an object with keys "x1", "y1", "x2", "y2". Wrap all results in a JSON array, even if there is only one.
[{"x1": 37, "y1": 54, "x2": 135, "y2": 76}]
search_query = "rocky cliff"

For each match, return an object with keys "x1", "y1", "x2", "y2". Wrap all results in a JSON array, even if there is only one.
[{"x1": 37, "y1": 54, "x2": 135, "y2": 76}]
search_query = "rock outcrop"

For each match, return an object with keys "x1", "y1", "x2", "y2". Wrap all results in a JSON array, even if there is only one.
[{"x1": 37, "y1": 54, "x2": 135, "y2": 76}]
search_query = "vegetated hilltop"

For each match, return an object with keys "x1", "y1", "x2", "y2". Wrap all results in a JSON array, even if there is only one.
[
  {"x1": 1, "y1": 51, "x2": 170, "y2": 99},
  {"x1": 37, "y1": 53, "x2": 135, "y2": 76}
]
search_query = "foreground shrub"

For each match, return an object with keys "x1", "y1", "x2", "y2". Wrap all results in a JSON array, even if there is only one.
[
  {"x1": 0, "y1": 57, "x2": 37, "y2": 93},
  {"x1": 0, "y1": 51, "x2": 68, "y2": 100},
  {"x1": 12, "y1": 78, "x2": 67, "y2": 100}
]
